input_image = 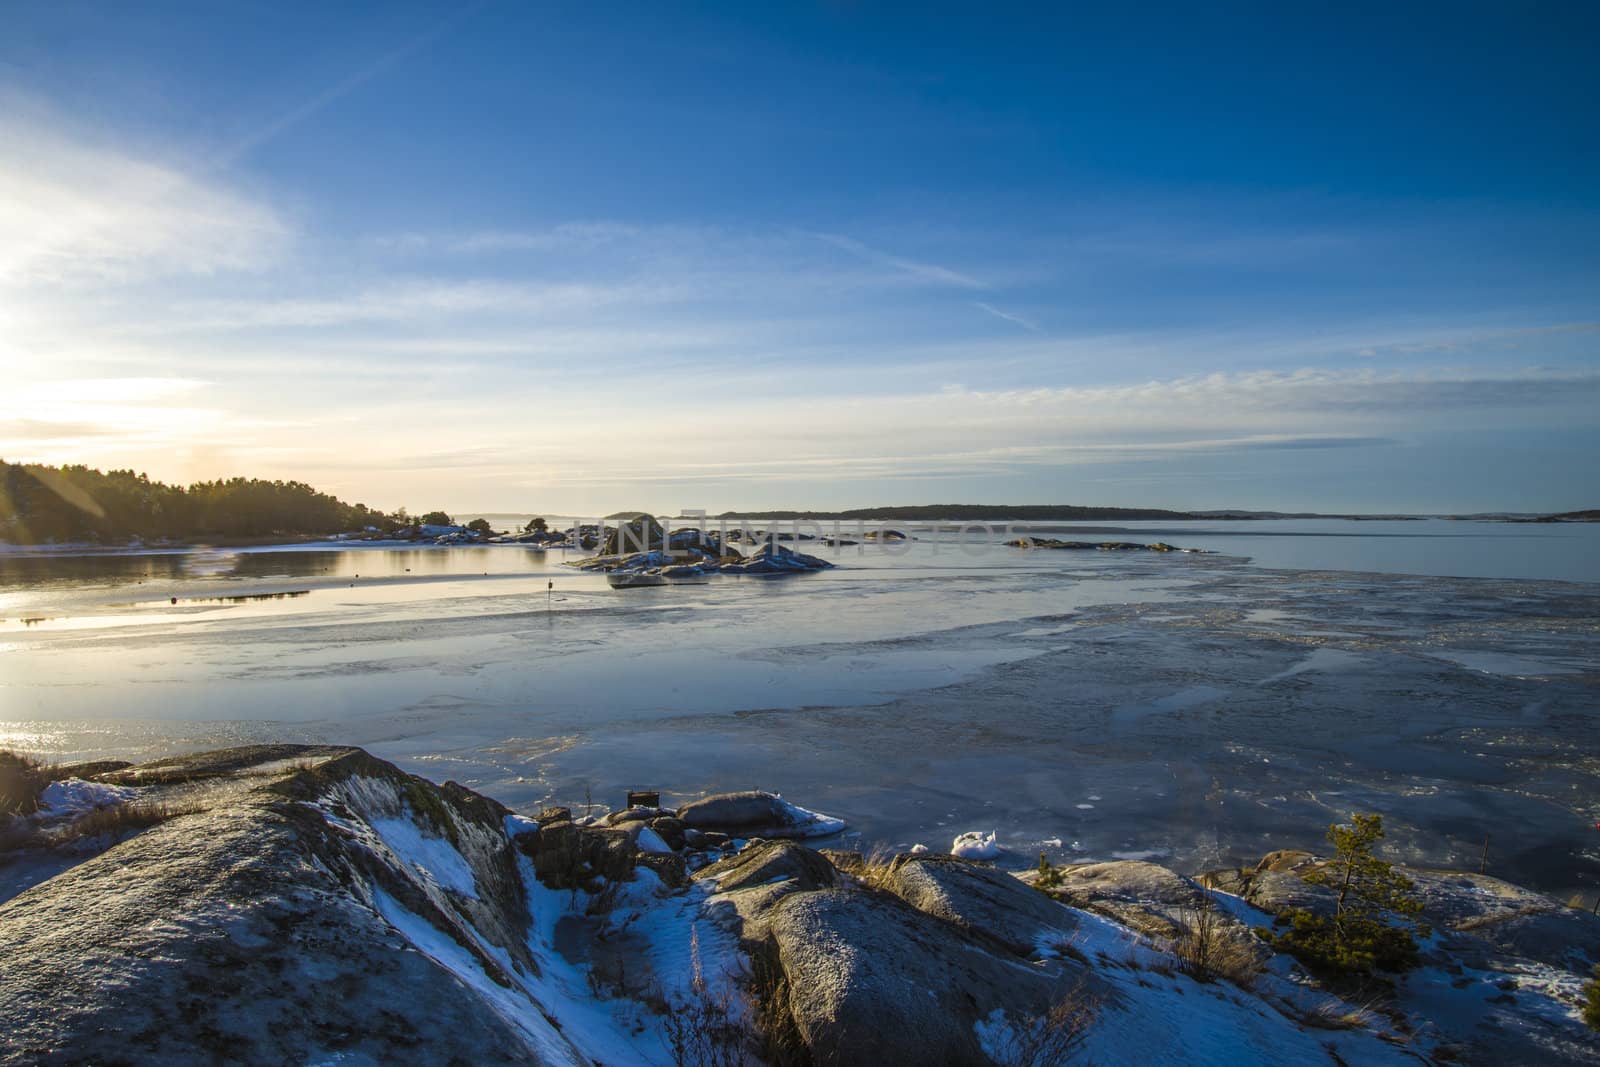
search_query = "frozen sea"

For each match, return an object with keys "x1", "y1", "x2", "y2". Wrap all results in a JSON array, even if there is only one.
[{"x1": 3, "y1": 518, "x2": 1598, "y2": 902}]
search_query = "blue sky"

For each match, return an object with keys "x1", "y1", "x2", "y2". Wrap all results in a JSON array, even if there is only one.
[{"x1": 2, "y1": 2, "x2": 1597, "y2": 514}]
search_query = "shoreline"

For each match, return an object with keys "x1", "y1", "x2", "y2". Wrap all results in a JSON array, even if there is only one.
[{"x1": 3, "y1": 744, "x2": 1596, "y2": 1065}]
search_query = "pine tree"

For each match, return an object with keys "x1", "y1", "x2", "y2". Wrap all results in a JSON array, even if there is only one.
[{"x1": 1261, "y1": 813, "x2": 1430, "y2": 974}]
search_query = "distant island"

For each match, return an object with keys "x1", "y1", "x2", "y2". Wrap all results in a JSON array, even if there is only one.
[
  {"x1": 721, "y1": 504, "x2": 1422, "y2": 521},
  {"x1": 1499, "y1": 509, "x2": 1600, "y2": 523},
  {"x1": 3, "y1": 461, "x2": 1595, "y2": 547},
  {"x1": 0, "y1": 460, "x2": 448, "y2": 546}
]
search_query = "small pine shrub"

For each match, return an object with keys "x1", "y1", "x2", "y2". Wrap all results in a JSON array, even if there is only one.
[
  {"x1": 1582, "y1": 965, "x2": 1600, "y2": 1032},
  {"x1": 1260, "y1": 813, "x2": 1429, "y2": 976},
  {"x1": 1037, "y1": 852, "x2": 1064, "y2": 889},
  {"x1": 1261, "y1": 909, "x2": 1421, "y2": 974}
]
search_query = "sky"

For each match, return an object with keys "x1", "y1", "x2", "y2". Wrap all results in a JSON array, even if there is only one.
[{"x1": 2, "y1": 1, "x2": 1597, "y2": 516}]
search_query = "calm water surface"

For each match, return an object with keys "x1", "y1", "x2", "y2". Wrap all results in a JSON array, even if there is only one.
[{"x1": 3, "y1": 520, "x2": 1597, "y2": 900}]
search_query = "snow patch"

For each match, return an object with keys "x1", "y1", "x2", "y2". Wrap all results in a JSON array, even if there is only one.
[
  {"x1": 518, "y1": 861, "x2": 747, "y2": 1066},
  {"x1": 371, "y1": 887, "x2": 581, "y2": 1064},
  {"x1": 503, "y1": 813, "x2": 540, "y2": 838},
  {"x1": 369, "y1": 817, "x2": 479, "y2": 899},
  {"x1": 774, "y1": 797, "x2": 847, "y2": 838},
  {"x1": 37, "y1": 779, "x2": 138, "y2": 818},
  {"x1": 952, "y1": 830, "x2": 1001, "y2": 860},
  {"x1": 635, "y1": 827, "x2": 673, "y2": 854}
]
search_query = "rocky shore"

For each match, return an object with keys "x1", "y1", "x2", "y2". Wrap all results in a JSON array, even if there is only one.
[{"x1": 2, "y1": 746, "x2": 1597, "y2": 1065}]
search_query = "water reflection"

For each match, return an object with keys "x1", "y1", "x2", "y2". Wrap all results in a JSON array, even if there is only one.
[
  {"x1": 0, "y1": 546, "x2": 566, "y2": 588},
  {"x1": 0, "y1": 553, "x2": 193, "y2": 586},
  {"x1": 162, "y1": 591, "x2": 312, "y2": 605}
]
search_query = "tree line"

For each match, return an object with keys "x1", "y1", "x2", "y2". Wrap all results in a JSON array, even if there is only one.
[{"x1": 0, "y1": 460, "x2": 454, "y2": 544}]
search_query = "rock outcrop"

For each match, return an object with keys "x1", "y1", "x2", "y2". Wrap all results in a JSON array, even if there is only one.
[
  {"x1": 1007, "y1": 537, "x2": 1202, "y2": 552},
  {"x1": 4, "y1": 748, "x2": 1598, "y2": 1066},
  {"x1": 0, "y1": 745, "x2": 576, "y2": 1066},
  {"x1": 760, "y1": 886, "x2": 1075, "y2": 1063},
  {"x1": 882, "y1": 851, "x2": 1079, "y2": 957},
  {"x1": 677, "y1": 789, "x2": 846, "y2": 838}
]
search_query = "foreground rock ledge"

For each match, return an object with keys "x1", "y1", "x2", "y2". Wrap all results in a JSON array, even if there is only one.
[{"x1": 1, "y1": 745, "x2": 1597, "y2": 1066}]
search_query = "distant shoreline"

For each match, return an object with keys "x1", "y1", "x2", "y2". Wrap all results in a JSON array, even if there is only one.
[
  {"x1": 717, "y1": 505, "x2": 1598, "y2": 522},
  {"x1": 3, "y1": 509, "x2": 1597, "y2": 555}
]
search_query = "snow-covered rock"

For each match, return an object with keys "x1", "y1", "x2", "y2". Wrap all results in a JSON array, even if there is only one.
[
  {"x1": 6, "y1": 747, "x2": 1597, "y2": 1067},
  {"x1": 36, "y1": 778, "x2": 137, "y2": 819},
  {"x1": 951, "y1": 829, "x2": 1000, "y2": 859},
  {"x1": 677, "y1": 790, "x2": 845, "y2": 839},
  {"x1": 0, "y1": 746, "x2": 572, "y2": 1066},
  {"x1": 634, "y1": 827, "x2": 673, "y2": 854}
]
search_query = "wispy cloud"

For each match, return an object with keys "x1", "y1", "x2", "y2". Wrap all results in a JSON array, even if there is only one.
[
  {"x1": 1, "y1": 104, "x2": 1592, "y2": 511},
  {"x1": 154, "y1": 279, "x2": 684, "y2": 331},
  {"x1": 0, "y1": 96, "x2": 288, "y2": 286},
  {"x1": 972, "y1": 301, "x2": 1038, "y2": 331},
  {"x1": 210, "y1": 5, "x2": 485, "y2": 169},
  {"x1": 811, "y1": 232, "x2": 986, "y2": 289},
  {"x1": 446, "y1": 223, "x2": 647, "y2": 254}
]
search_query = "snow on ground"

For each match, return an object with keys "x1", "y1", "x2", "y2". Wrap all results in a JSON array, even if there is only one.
[
  {"x1": 1055, "y1": 962, "x2": 1421, "y2": 1067},
  {"x1": 515, "y1": 860, "x2": 750, "y2": 1067},
  {"x1": 1023, "y1": 893, "x2": 1424, "y2": 1065},
  {"x1": 0, "y1": 779, "x2": 144, "y2": 906},
  {"x1": 635, "y1": 827, "x2": 673, "y2": 853},
  {"x1": 36, "y1": 779, "x2": 138, "y2": 819},
  {"x1": 368, "y1": 816, "x2": 480, "y2": 899},
  {"x1": 371, "y1": 887, "x2": 583, "y2": 1065},
  {"x1": 504, "y1": 814, "x2": 540, "y2": 838},
  {"x1": 1392, "y1": 938, "x2": 1597, "y2": 1061}
]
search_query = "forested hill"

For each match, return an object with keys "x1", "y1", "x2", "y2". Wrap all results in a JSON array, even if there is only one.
[{"x1": 0, "y1": 461, "x2": 396, "y2": 545}]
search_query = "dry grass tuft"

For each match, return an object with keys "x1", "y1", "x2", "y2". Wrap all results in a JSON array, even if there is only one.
[
  {"x1": 986, "y1": 981, "x2": 1099, "y2": 1067},
  {"x1": 658, "y1": 926, "x2": 752, "y2": 1067},
  {"x1": 1456, "y1": 903, "x2": 1550, "y2": 931},
  {"x1": 749, "y1": 940, "x2": 808, "y2": 1067},
  {"x1": 0, "y1": 750, "x2": 50, "y2": 817},
  {"x1": 52, "y1": 800, "x2": 201, "y2": 845},
  {"x1": 1299, "y1": 998, "x2": 1381, "y2": 1031},
  {"x1": 1044, "y1": 935, "x2": 1090, "y2": 965},
  {"x1": 1173, "y1": 890, "x2": 1265, "y2": 988},
  {"x1": 837, "y1": 843, "x2": 901, "y2": 892}
]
